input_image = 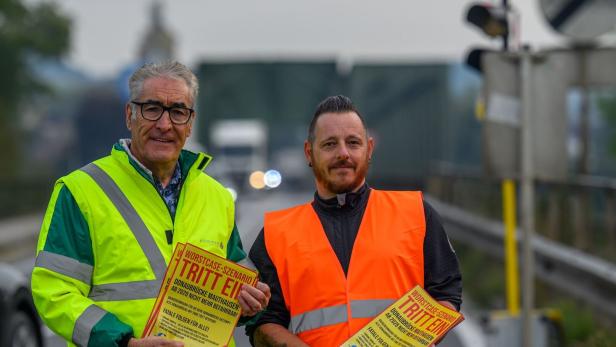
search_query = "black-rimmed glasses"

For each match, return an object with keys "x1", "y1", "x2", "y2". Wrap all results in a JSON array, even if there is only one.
[{"x1": 131, "y1": 101, "x2": 194, "y2": 125}]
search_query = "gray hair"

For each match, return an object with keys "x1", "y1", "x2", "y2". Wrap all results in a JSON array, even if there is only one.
[{"x1": 128, "y1": 61, "x2": 199, "y2": 116}]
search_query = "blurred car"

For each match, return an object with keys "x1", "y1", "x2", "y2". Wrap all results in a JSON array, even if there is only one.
[{"x1": 0, "y1": 263, "x2": 43, "y2": 347}]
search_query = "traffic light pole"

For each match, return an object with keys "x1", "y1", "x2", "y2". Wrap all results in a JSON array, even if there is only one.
[
  {"x1": 502, "y1": 0, "x2": 509, "y2": 51},
  {"x1": 520, "y1": 46, "x2": 536, "y2": 347}
]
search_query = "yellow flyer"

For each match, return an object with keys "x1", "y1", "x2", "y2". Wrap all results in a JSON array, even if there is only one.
[
  {"x1": 143, "y1": 243, "x2": 186, "y2": 336},
  {"x1": 144, "y1": 243, "x2": 259, "y2": 346},
  {"x1": 341, "y1": 285, "x2": 464, "y2": 347}
]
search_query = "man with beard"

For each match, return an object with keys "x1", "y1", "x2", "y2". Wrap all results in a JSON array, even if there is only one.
[{"x1": 245, "y1": 95, "x2": 462, "y2": 346}]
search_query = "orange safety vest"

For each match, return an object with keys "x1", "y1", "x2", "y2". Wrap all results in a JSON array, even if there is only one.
[{"x1": 264, "y1": 189, "x2": 426, "y2": 346}]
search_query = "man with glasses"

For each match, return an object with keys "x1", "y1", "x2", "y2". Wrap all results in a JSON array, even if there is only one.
[{"x1": 32, "y1": 61, "x2": 270, "y2": 347}]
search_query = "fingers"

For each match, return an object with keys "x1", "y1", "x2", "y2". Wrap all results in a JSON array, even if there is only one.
[
  {"x1": 238, "y1": 281, "x2": 271, "y2": 316},
  {"x1": 151, "y1": 336, "x2": 183, "y2": 347},
  {"x1": 256, "y1": 281, "x2": 272, "y2": 301},
  {"x1": 128, "y1": 336, "x2": 184, "y2": 347}
]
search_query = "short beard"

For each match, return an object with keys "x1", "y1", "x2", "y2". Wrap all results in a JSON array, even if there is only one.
[{"x1": 311, "y1": 155, "x2": 370, "y2": 194}]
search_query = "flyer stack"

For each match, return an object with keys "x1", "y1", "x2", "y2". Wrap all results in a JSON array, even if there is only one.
[{"x1": 143, "y1": 243, "x2": 258, "y2": 346}]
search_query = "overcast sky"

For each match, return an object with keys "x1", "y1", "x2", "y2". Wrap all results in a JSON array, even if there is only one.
[{"x1": 33, "y1": 0, "x2": 573, "y2": 77}]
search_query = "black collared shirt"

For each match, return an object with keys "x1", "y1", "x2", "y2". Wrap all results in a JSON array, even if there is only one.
[{"x1": 245, "y1": 184, "x2": 462, "y2": 342}]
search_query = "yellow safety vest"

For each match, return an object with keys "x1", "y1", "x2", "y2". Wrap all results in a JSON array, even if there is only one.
[{"x1": 32, "y1": 147, "x2": 238, "y2": 346}]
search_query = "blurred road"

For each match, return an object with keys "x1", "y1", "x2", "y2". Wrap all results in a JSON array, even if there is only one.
[{"x1": 8, "y1": 188, "x2": 480, "y2": 347}]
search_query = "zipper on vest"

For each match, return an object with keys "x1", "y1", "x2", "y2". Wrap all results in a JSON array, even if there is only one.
[
  {"x1": 153, "y1": 155, "x2": 200, "y2": 244},
  {"x1": 165, "y1": 229, "x2": 173, "y2": 245}
]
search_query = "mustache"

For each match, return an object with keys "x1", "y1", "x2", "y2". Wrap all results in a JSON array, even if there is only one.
[{"x1": 329, "y1": 160, "x2": 355, "y2": 169}]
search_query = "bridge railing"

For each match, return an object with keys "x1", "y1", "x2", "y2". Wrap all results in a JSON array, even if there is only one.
[
  {"x1": 426, "y1": 168, "x2": 616, "y2": 263},
  {"x1": 426, "y1": 194, "x2": 616, "y2": 319}
]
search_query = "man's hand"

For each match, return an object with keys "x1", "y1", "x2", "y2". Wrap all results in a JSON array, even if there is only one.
[
  {"x1": 238, "y1": 281, "x2": 271, "y2": 316},
  {"x1": 127, "y1": 336, "x2": 183, "y2": 347}
]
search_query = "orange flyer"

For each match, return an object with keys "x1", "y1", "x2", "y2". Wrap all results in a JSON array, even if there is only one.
[
  {"x1": 143, "y1": 243, "x2": 258, "y2": 346},
  {"x1": 341, "y1": 285, "x2": 464, "y2": 347}
]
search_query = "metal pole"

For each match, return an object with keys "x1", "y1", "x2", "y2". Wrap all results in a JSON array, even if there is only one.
[
  {"x1": 520, "y1": 46, "x2": 535, "y2": 347},
  {"x1": 578, "y1": 48, "x2": 590, "y2": 175},
  {"x1": 502, "y1": 179, "x2": 520, "y2": 316},
  {"x1": 502, "y1": 0, "x2": 509, "y2": 51}
]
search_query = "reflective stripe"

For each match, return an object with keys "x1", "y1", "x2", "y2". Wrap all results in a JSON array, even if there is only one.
[
  {"x1": 35, "y1": 251, "x2": 93, "y2": 285},
  {"x1": 289, "y1": 299, "x2": 396, "y2": 334},
  {"x1": 80, "y1": 163, "x2": 167, "y2": 281},
  {"x1": 73, "y1": 304, "x2": 106, "y2": 347},
  {"x1": 89, "y1": 279, "x2": 161, "y2": 301},
  {"x1": 290, "y1": 304, "x2": 348, "y2": 334},
  {"x1": 350, "y1": 299, "x2": 395, "y2": 318}
]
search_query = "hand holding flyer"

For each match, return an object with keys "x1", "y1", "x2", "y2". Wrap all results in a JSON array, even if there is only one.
[
  {"x1": 341, "y1": 285, "x2": 464, "y2": 347},
  {"x1": 143, "y1": 243, "x2": 259, "y2": 347}
]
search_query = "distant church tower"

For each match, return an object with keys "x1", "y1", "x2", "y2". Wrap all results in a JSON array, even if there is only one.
[
  {"x1": 135, "y1": 1, "x2": 205, "y2": 152},
  {"x1": 138, "y1": 1, "x2": 175, "y2": 62}
]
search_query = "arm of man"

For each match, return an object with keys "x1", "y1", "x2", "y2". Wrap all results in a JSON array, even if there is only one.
[
  {"x1": 32, "y1": 183, "x2": 136, "y2": 346},
  {"x1": 245, "y1": 229, "x2": 306, "y2": 346},
  {"x1": 422, "y1": 200, "x2": 463, "y2": 346},
  {"x1": 423, "y1": 200, "x2": 462, "y2": 310},
  {"x1": 225, "y1": 223, "x2": 272, "y2": 320}
]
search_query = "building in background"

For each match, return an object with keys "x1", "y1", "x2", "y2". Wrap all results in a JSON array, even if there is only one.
[{"x1": 196, "y1": 61, "x2": 481, "y2": 190}]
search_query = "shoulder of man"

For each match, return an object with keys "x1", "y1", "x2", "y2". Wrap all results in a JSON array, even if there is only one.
[
  {"x1": 266, "y1": 200, "x2": 312, "y2": 218},
  {"x1": 56, "y1": 154, "x2": 115, "y2": 185}
]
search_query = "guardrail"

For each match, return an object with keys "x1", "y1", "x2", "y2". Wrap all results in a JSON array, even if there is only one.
[
  {"x1": 427, "y1": 195, "x2": 616, "y2": 319},
  {"x1": 426, "y1": 169, "x2": 616, "y2": 263}
]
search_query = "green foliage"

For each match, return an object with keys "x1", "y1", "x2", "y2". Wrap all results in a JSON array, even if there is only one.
[
  {"x1": 458, "y1": 245, "x2": 616, "y2": 346},
  {"x1": 550, "y1": 299, "x2": 616, "y2": 347},
  {"x1": 557, "y1": 300, "x2": 596, "y2": 343},
  {"x1": 0, "y1": 0, "x2": 70, "y2": 176},
  {"x1": 581, "y1": 330, "x2": 616, "y2": 347}
]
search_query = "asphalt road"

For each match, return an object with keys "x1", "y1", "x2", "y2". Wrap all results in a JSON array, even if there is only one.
[{"x1": 12, "y1": 188, "x2": 480, "y2": 347}]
